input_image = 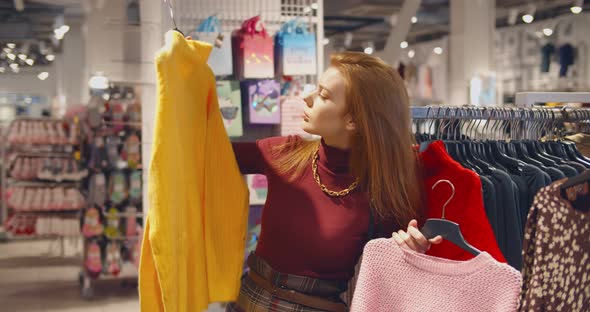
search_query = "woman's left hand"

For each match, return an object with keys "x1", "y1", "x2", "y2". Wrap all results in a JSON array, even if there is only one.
[{"x1": 392, "y1": 219, "x2": 443, "y2": 254}]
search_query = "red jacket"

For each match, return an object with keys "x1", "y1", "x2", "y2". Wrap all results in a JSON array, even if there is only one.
[{"x1": 420, "y1": 141, "x2": 506, "y2": 263}]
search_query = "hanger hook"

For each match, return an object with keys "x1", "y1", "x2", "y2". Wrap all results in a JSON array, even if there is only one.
[{"x1": 432, "y1": 179, "x2": 455, "y2": 219}]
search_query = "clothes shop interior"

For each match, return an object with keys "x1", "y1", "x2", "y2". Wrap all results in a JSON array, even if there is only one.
[{"x1": 0, "y1": 0, "x2": 588, "y2": 311}]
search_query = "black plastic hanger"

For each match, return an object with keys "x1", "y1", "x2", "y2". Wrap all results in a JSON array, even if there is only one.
[{"x1": 420, "y1": 180, "x2": 481, "y2": 256}]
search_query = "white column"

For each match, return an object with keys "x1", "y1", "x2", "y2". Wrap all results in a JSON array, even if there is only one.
[
  {"x1": 81, "y1": 0, "x2": 127, "y2": 104},
  {"x1": 374, "y1": 0, "x2": 421, "y2": 65},
  {"x1": 448, "y1": 0, "x2": 495, "y2": 105},
  {"x1": 58, "y1": 17, "x2": 86, "y2": 107}
]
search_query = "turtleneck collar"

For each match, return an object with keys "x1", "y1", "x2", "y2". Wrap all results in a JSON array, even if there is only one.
[
  {"x1": 318, "y1": 139, "x2": 351, "y2": 174},
  {"x1": 419, "y1": 140, "x2": 463, "y2": 178}
]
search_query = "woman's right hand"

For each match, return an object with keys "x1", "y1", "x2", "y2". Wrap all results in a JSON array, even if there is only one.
[{"x1": 392, "y1": 219, "x2": 443, "y2": 254}]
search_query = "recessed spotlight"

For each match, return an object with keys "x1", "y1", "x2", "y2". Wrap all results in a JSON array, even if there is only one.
[
  {"x1": 322, "y1": 38, "x2": 330, "y2": 45},
  {"x1": 6, "y1": 43, "x2": 16, "y2": 49},
  {"x1": 18, "y1": 53, "x2": 27, "y2": 61},
  {"x1": 364, "y1": 46, "x2": 374, "y2": 54},
  {"x1": 522, "y1": 14, "x2": 534, "y2": 24},
  {"x1": 411, "y1": 16, "x2": 417, "y2": 24},
  {"x1": 3, "y1": 47, "x2": 11, "y2": 54},
  {"x1": 38, "y1": 72, "x2": 49, "y2": 80},
  {"x1": 7, "y1": 53, "x2": 16, "y2": 61},
  {"x1": 303, "y1": 6, "x2": 312, "y2": 13},
  {"x1": 571, "y1": 6, "x2": 582, "y2": 14},
  {"x1": 434, "y1": 47, "x2": 443, "y2": 55},
  {"x1": 400, "y1": 41, "x2": 408, "y2": 49},
  {"x1": 543, "y1": 28, "x2": 553, "y2": 36},
  {"x1": 408, "y1": 49, "x2": 415, "y2": 58},
  {"x1": 311, "y1": 2, "x2": 318, "y2": 10},
  {"x1": 0, "y1": 67, "x2": 5, "y2": 73},
  {"x1": 46, "y1": 54, "x2": 55, "y2": 61},
  {"x1": 25, "y1": 58, "x2": 34, "y2": 66}
]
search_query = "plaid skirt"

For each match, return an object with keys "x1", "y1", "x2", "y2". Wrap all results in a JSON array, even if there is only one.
[{"x1": 226, "y1": 254, "x2": 349, "y2": 312}]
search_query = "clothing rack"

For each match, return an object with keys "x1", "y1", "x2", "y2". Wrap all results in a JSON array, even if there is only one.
[
  {"x1": 411, "y1": 106, "x2": 590, "y2": 142},
  {"x1": 411, "y1": 106, "x2": 590, "y2": 122}
]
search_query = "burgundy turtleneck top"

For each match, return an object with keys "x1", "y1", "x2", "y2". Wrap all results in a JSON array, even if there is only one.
[{"x1": 232, "y1": 136, "x2": 397, "y2": 279}]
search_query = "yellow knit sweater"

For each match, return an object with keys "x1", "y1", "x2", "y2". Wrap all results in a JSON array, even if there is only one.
[{"x1": 139, "y1": 30, "x2": 249, "y2": 312}]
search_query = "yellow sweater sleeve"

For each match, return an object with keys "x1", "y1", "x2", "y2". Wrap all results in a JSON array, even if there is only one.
[{"x1": 139, "y1": 30, "x2": 249, "y2": 312}]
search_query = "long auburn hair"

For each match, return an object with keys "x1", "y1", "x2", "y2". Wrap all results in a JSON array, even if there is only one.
[{"x1": 272, "y1": 52, "x2": 423, "y2": 225}]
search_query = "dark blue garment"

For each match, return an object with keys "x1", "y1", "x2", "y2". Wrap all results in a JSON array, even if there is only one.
[
  {"x1": 559, "y1": 43, "x2": 574, "y2": 77},
  {"x1": 481, "y1": 175, "x2": 498, "y2": 235},
  {"x1": 488, "y1": 169, "x2": 522, "y2": 270}
]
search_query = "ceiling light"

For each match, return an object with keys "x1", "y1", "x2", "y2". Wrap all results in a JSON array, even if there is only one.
[
  {"x1": 311, "y1": 2, "x2": 318, "y2": 10},
  {"x1": 408, "y1": 49, "x2": 415, "y2": 58},
  {"x1": 0, "y1": 67, "x2": 5, "y2": 73},
  {"x1": 571, "y1": 0, "x2": 584, "y2": 14},
  {"x1": 60, "y1": 25, "x2": 70, "y2": 33},
  {"x1": 38, "y1": 72, "x2": 49, "y2": 80},
  {"x1": 364, "y1": 47, "x2": 374, "y2": 54},
  {"x1": 18, "y1": 53, "x2": 26, "y2": 61},
  {"x1": 3, "y1": 47, "x2": 11, "y2": 54},
  {"x1": 10, "y1": 63, "x2": 18, "y2": 69},
  {"x1": 46, "y1": 54, "x2": 55, "y2": 61},
  {"x1": 400, "y1": 41, "x2": 408, "y2": 49},
  {"x1": 6, "y1": 43, "x2": 15, "y2": 49},
  {"x1": 434, "y1": 47, "x2": 443, "y2": 55},
  {"x1": 411, "y1": 16, "x2": 417, "y2": 24},
  {"x1": 522, "y1": 5, "x2": 536, "y2": 24},
  {"x1": 303, "y1": 6, "x2": 312, "y2": 13},
  {"x1": 322, "y1": 38, "x2": 330, "y2": 45},
  {"x1": 7, "y1": 53, "x2": 16, "y2": 61},
  {"x1": 25, "y1": 58, "x2": 34, "y2": 66},
  {"x1": 54, "y1": 30, "x2": 65, "y2": 40},
  {"x1": 543, "y1": 28, "x2": 553, "y2": 36},
  {"x1": 88, "y1": 73, "x2": 109, "y2": 90}
]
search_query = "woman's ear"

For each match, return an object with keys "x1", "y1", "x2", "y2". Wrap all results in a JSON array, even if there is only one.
[{"x1": 345, "y1": 114, "x2": 356, "y2": 131}]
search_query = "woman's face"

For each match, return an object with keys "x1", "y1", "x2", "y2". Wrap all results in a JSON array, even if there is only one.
[{"x1": 302, "y1": 67, "x2": 355, "y2": 139}]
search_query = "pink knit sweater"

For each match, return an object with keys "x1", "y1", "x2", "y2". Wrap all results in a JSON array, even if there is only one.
[{"x1": 350, "y1": 238, "x2": 522, "y2": 312}]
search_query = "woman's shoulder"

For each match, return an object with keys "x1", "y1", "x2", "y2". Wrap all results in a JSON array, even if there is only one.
[{"x1": 257, "y1": 135, "x2": 305, "y2": 154}]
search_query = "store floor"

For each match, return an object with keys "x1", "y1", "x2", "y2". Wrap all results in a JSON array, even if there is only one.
[{"x1": 0, "y1": 239, "x2": 138, "y2": 312}]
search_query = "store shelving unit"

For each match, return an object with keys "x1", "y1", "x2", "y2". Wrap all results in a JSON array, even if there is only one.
[
  {"x1": 78, "y1": 86, "x2": 144, "y2": 299},
  {"x1": 1, "y1": 117, "x2": 84, "y2": 256}
]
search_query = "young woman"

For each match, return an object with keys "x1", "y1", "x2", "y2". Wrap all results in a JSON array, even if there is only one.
[{"x1": 227, "y1": 52, "x2": 442, "y2": 312}]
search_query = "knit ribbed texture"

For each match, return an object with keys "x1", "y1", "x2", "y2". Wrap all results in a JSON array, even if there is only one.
[
  {"x1": 350, "y1": 238, "x2": 522, "y2": 312},
  {"x1": 139, "y1": 30, "x2": 249, "y2": 312}
]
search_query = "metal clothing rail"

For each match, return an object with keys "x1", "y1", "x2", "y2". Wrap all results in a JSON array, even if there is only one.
[{"x1": 411, "y1": 106, "x2": 590, "y2": 123}]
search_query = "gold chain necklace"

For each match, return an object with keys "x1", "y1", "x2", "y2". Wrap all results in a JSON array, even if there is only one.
[{"x1": 312, "y1": 147, "x2": 359, "y2": 197}]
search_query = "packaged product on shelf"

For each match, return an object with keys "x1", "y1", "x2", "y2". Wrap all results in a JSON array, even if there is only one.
[
  {"x1": 82, "y1": 207, "x2": 104, "y2": 238},
  {"x1": 216, "y1": 80, "x2": 243, "y2": 137},
  {"x1": 193, "y1": 15, "x2": 233, "y2": 76},
  {"x1": 275, "y1": 18, "x2": 317, "y2": 76},
  {"x1": 105, "y1": 242, "x2": 122, "y2": 276},
  {"x1": 128, "y1": 171, "x2": 142, "y2": 203},
  {"x1": 244, "y1": 79, "x2": 281, "y2": 124},
  {"x1": 104, "y1": 207, "x2": 121, "y2": 239},
  {"x1": 108, "y1": 171, "x2": 128, "y2": 205},
  {"x1": 85, "y1": 242, "x2": 103, "y2": 278},
  {"x1": 232, "y1": 15, "x2": 274, "y2": 79}
]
